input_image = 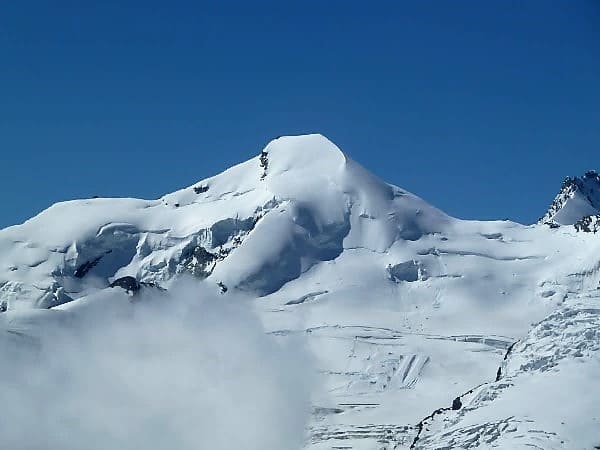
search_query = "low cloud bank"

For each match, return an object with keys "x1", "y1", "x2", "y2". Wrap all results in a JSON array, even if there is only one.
[{"x1": 0, "y1": 280, "x2": 314, "y2": 450}]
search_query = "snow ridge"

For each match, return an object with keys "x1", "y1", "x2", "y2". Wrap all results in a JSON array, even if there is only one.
[{"x1": 540, "y1": 170, "x2": 600, "y2": 225}]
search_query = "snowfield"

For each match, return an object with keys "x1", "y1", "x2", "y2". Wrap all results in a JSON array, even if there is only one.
[{"x1": 1, "y1": 134, "x2": 599, "y2": 449}]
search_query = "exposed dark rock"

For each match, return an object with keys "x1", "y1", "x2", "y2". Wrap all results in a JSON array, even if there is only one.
[
  {"x1": 0, "y1": 300, "x2": 7, "y2": 312},
  {"x1": 494, "y1": 340, "x2": 518, "y2": 382},
  {"x1": 217, "y1": 282, "x2": 228, "y2": 294},
  {"x1": 574, "y1": 215, "x2": 600, "y2": 233},
  {"x1": 193, "y1": 185, "x2": 209, "y2": 194},
  {"x1": 259, "y1": 151, "x2": 269, "y2": 180},
  {"x1": 179, "y1": 245, "x2": 217, "y2": 278},
  {"x1": 451, "y1": 397, "x2": 462, "y2": 410},
  {"x1": 387, "y1": 261, "x2": 427, "y2": 283},
  {"x1": 504, "y1": 342, "x2": 517, "y2": 360},
  {"x1": 174, "y1": 203, "x2": 180, "y2": 208},
  {"x1": 109, "y1": 276, "x2": 140, "y2": 293},
  {"x1": 217, "y1": 246, "x2": 231, "y2": 258},
  {"x1": 74, "y1": 254, "x2": 105, "y2": 278}
]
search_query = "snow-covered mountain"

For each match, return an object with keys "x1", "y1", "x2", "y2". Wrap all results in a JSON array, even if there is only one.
[
  {"x1": 540, "y1": 170, "x2": 600, "y2": 227},
  {"x1": 1, "y1": 134, "x2": 599, "y2": 449}
]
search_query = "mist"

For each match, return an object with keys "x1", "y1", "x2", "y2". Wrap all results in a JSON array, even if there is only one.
[{"x1": 0, "y1": 280, "x2": 314, "y2": 450}]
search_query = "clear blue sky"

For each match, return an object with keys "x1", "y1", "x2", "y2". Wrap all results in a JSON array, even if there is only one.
[{"x1": 1, "y1": 1, "x2": 598, "y2": 228}]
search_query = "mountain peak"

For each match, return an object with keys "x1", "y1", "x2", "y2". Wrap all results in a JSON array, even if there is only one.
[
  {"x1": 264, "y1": 133, "x2": 343, "y2": 154},
  {"x1": 540, "y1": 170, "x2": 600, "y2": 225},
  {"x1": 0, "y1": 134, "x2": 449, "y2": 306},
  {"x1": 261, "y1": 134, "x2": 347, "y2": 179}
]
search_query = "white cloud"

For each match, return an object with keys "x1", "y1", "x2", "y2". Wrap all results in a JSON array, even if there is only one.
[{"x1": 0, "y1": 279, "x2": 314, "y2": 450}]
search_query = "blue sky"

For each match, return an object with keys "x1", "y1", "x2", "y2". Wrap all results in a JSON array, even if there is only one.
[{"x1": 1, "y1": 1, "x2": 598, "y2": 227}]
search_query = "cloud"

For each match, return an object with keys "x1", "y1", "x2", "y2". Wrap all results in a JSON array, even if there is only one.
[{"x1": 0, "y1": 279, "x2": 314, "y2": 450}]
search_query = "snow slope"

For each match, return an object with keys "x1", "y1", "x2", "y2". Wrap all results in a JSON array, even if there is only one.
[
  {"x1": 413, "y1": 290, "x2": 600, "y2": 449},
  {"x1": 1, "y1": 134, "x2": 599, "y2": 449}
]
